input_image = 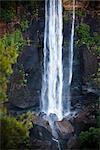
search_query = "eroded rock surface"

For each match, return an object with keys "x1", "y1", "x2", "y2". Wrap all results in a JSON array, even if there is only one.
[
  {"x1": 30, "y1": 115, "x2": 59, "y2": 150},
  {"x1": 55, "y1": 119, "x2": 74, "y2": 136}
]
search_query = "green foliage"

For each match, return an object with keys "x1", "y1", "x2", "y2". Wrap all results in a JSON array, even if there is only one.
[
  {"x1": 20, "y1": 20, "x2": 29, "y2": 31},
  {"x1": 96, "y1": 115, "x2": 100, "y2": 128},
  {"x1": 63, "y1": 11, "x2": 69, "y2": 22},
  {"x1": 76, "y1": 23, "x2": 100, "y2": 54},
  {"x1": 76, "y1": 23, "x2": 91, "y2": 47},
  {"x1": 92, "y1": 33, "x2": 100, "y2": 55},
  {"x1": 1, "y1": 2, "x2": 29, "y2": 31},
  {"x1": 0, "y1": 115, "x2": 29, "y2": 150},
  {"x1": 19, "y1": 111, "x2": 34, "y2": 132},
  {"x1": 0, "y1": 30, "x2": 25, "y2": 102},
  {"x1": 18, "y1": 66, "x2": 27, "y2": 87},
  {"x1": 79, "y1": 127, "x2": 100, "y2": 149},
  {"x1": 76, "y1": 23, "x2": 90, "y2": 38},
  {"x1": 95, "y1": 104, "x2": 100, "y2": 128},
  {"x1": 93, "y1": 63, "x2": 100, "y2": 85},
  {"x1": 1, "y1": 8, "x2": 16, "y2": 23},
  {"x1": 7, "y1": 29, "x2": 26, "y2": 51},
  {"x1": 76, "y1": 10, "x2": 86, "y2": 17},
  {"x1": 0, "y1": 105, "x2": 7, "y2": 117},
  {"x1": 32, "y1": 9, "x2": 39, "y2": 19}
]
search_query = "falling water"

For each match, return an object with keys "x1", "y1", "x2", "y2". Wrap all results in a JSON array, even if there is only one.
[
  {"x1": 66, "y1": 0, "x2": 75, "y2": 114},
  {"x1": 41, "y1": 0, "x2": 75, "y2": 120},
  {"x1": 69, "y1": 0, "x2": 75, "y2": 85},
  {"x1": 41, "y1": 0, "x2": 63, "y2": 120}
]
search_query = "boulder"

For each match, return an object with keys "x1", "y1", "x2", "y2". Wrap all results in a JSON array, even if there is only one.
[
  {"x1": 55, "y1": 118, "x2": 74, "y2": 137},
  {"x1": 32, "y1": 115, "x2": 51, "y2": 133},
  {"x1": 30, "y1": 115, "x2": 59, "y2": 150},
  {"x1": 55, "y1": 119, "x2": 75, "y2": 150},
  {"x1": 67, "y1": 135, "x2": 80, "y2": 149},
  {"x1": 70, "y1": 104, "x2": 97, "y2": 135}
]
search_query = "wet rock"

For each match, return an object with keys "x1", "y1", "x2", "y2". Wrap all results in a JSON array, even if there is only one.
[
  {"x1": 67, "y1": 135, "x2": 80, "y2": 149},
  {"x1": 30, "y1": 115, "x2": 59, "y2": 150},
  {"x1": 82, "y1": 84, "x2": 100, "y2": 97},
  {"x1": 56, "y1": 103, "x2": 97, "y2": 150},
  {"x1": 30, "y1": 139, "x2": 58, "y2": 150},
  {"x1": 70, "y1": 104, "x2": 96, "y2": 135},
  {"x1": 55, "y1": 118, "x2": 74, "y2": 137},
  {"x1": 55, "y1": 119, "x2": 75, "y2": 150},
  {"x1": 32, "y1": 115, "x2": 51, "y2": 133}
]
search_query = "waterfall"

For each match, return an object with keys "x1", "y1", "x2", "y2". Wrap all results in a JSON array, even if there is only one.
[
  {"x1": 41, "y1": 0, "x2": 63, "y2": 120},
  {"x1": 41, "y1": 0, "x2": 75, "y2": 120},
  {"x1": 69, "y1": 0, "x2": 75, "y2": 85},
  {"x1": 66, "y1": 0, "x2": 75, "y2": 114}
]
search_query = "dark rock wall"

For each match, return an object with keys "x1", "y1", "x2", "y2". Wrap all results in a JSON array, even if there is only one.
[
  {"x1": 8, "y1": 0, "x2": 99, "y2": 110},
  {"x1": 8, "y1": 1, "x2": 45, "y2": 109},
  {"x1": 82, "y1": 13, "x2": 99, "y2": 78}
]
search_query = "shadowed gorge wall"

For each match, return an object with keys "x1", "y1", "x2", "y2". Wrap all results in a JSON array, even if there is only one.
[
  {"x1": 0, "y1": 0, "x2": 98, "y2": 112},
  {"x1": 0, "y1": 1, "x2": 99, "y2": 150}
]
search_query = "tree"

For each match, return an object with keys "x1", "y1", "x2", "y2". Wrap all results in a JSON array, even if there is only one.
[{"x1": 0, "y1": 30, "x2": 25, "y2": 102}]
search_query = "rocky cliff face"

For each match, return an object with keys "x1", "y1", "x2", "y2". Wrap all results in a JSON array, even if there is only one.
[
  {"x1": 7, "y1": 1, "x2": 44, "y2": 109},
  {"x1": 63, "y1": 0, "x2": 89, "y2": 10},
  {"x1": 5, "y1": 0, "x2": 99, "y2": 110},
  {"x1": 63, "y1": 0, "x2": 100, "y2": 10}
]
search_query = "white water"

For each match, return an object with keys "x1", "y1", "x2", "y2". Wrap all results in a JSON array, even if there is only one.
[
  {"x1": 66, "y1": 0, "x2": 75, "y2": 114},
  {"x1": 69, "y1": 0, "x2": 75, "y2": 85},
  {"x1": 41, "y1": 0, "x2": 63, "y2": 120},
  {"x1": 41, "y1": 0, "x2": 75, "y2": 121}
]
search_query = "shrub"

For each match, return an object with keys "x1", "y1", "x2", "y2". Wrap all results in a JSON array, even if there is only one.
[
  {"x1": 0, "y1": 30, "x2": 26, "y2": 102},
  {"x1": 79, "y1": 127, "x2": 100, "y2": 149},
  {"x1": 0, "y1": 116, "x2": 29, "y2": 150},
  {"x1": 19, "y1": 111, "x2": 33, "y2": 131},
  {"x1": 76, "y1": 10, "x2": 86, "y2": 17},
  {"x1": 76, "y1": 23, "x2": 100, "y2": 54},
  {"x1": 1, "y1": 8, "x2": 16, "y2": 23},
  {"x1": 20, "y1": 20, "x2": 29, "y2": 31},
  {"x1": 76, "y1": 23, "x2": 92, "y2": 48}
]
